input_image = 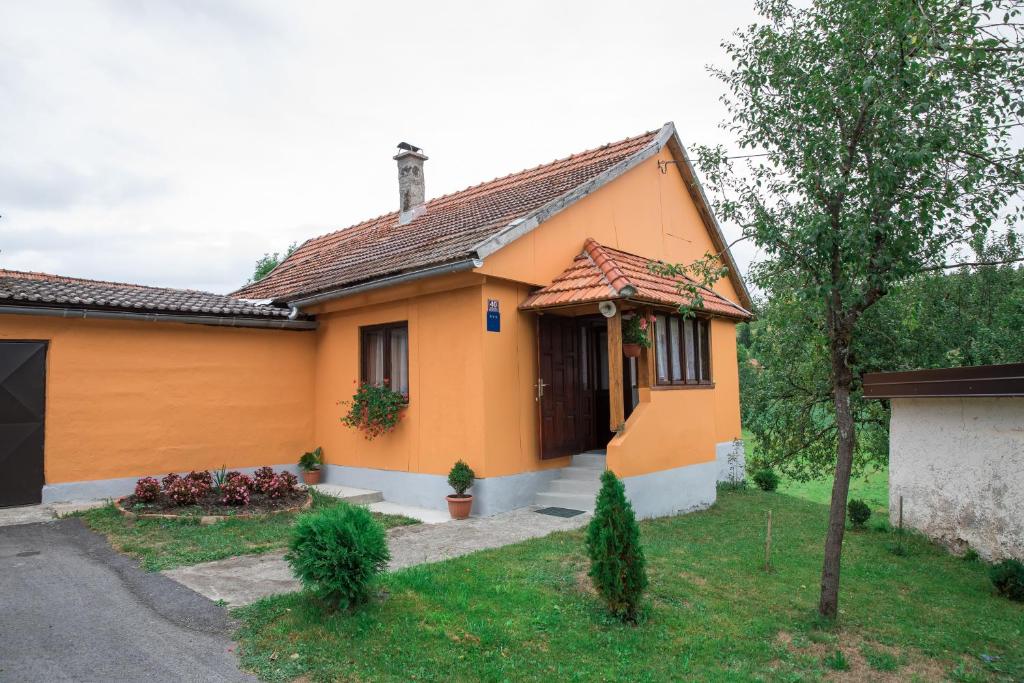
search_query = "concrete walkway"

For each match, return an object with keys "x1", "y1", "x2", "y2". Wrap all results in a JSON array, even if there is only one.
[
  {"x1": 0, "y1": 518, "x2": 254, "y2": 682},
  {"x1": 164, "y1": 506, "x2": 590, "y2": 606},
  {"x1": 0, "y1": 500, "x2": 107, "y2": 527}
]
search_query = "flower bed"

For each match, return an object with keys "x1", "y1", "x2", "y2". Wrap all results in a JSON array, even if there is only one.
[{"x1": 115, "y1": 468, "x2": 311, "y2": 524}]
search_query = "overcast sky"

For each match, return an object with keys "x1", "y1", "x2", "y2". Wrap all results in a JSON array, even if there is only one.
[{"x1": 0, "y1": 0, "x2": 763, "y2": 293}]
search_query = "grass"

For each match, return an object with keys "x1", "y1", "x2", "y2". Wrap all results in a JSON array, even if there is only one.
[
  {"x1": 81, "y1": 489, "x2": 418, "y2": 571},
  {"x1": 234, "y1": 489, "x2": 1023, "y2": 682}
]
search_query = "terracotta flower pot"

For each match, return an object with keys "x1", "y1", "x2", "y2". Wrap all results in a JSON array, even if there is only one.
[
  {"x1": 446, "y1": 494, "x2": 473, "y2": 519},
  {"x1": 302, "y1": 469, "x2": 321, "y2": 485},
  {"x1": 622, "y1": 343, "x2": 642, "y2": 358}
]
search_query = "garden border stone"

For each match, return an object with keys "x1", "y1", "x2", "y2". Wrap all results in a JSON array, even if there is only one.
[{"x1": 113, "y1": 491, "x2": 313, "y2": 525}]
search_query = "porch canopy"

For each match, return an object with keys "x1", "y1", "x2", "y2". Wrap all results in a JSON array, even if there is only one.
[
  {"x1": 520, "y1": 238, "x2": 750, "y2": 436},
  {"x1": 519, "y1": 239, "x2": 750, "y2": 319}
]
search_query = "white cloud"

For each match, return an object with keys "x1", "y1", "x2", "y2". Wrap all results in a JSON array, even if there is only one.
[{"x1": 0, "y1": 0, "x2": 761, "y2": 292}]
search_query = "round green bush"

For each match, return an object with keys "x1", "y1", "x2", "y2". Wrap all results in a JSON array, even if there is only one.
[
  {"x1": 286, "y1": 504, "x2": 391, "y2": 611},
  {"x1": 447, "y1": 459, "x2": 476, "y2": 497},
  {"x1": 989, "y1": 559, "x2": 1024, "y2": 602},
  {"x1": 752, "y1": 468, "x2": 780, "y2": 492},
  {"x1": 847, "y1": 499, "x2": 871, "y2": 528}
]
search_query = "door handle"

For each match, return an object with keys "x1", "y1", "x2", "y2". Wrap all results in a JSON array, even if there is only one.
[{"x1": 535, "y1": 379, "x2": 548, "y2": 402}]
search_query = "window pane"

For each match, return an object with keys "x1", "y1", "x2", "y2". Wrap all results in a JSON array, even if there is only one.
[
  {"x1": 655, "y1": 315, "x2": 668, "y2": 382},
  {"x1": 388, "y1": 326, "x2": 409, "y2": 395},
  {"x1": 364, "y1": 330, "x2": 385, "y2": 386},
  {"x1": 669, "y1": 318, "x2": 682, "y2": 381},
  {"x1": 684, "y1": 318, "x2": 696, "y2": 381},
  {"x1": 700, "y1": 320, "x2": 711, "y2": 382}
]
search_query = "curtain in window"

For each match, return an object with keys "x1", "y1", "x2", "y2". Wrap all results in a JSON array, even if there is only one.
[
  {"x1": 684, "y1": 318, "x2": 696, "y2": 381},
  {"x1": 364, "y1": 329, "x2": 385, "y2": 386},
  {"x1": 388, "y1": 326, "x2": 409, "y2": 395},
  {"x1": 655, "y1": 314, "x2": 668, "y2": 381},
  {"x1": 669, "y1": 318, "x2": 683, "y2": 381}
]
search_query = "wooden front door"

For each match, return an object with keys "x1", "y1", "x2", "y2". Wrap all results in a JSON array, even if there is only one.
[
  {"x1": 537, "y1": 315, "x2": 581, "y2": 459},
  {"x1": 0, "y1": 342, "x2": 47, "y2": 507}
]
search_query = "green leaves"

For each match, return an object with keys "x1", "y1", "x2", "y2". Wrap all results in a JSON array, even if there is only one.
[{"x1": 585, "y1": 470, "x2": 648, "y2": 624}]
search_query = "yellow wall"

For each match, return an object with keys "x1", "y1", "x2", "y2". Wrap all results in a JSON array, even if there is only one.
[
  {"x1": 310, "y1": 281, "x2": 490, "y2": 478},
  {"x1": 0, "y1": 314, "x2": 316, "y2": 484},
  {"x1": 607, "y1": 318, "x2": 742, "y2": 477},
  {"x1": 478, "y1": 148, "x2": 742, "y2": 304},
  {"x1": 476, "y1": 150, "x2": 745, "y2": 477}
]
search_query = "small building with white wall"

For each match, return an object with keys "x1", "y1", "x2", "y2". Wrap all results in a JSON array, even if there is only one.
[{"x1": 864, "y1": 364, "x2": 1024, "y2": 561}]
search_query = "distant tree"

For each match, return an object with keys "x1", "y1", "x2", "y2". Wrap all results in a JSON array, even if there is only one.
[
  {"x1": 248, "y1": 241, "x2": 298, "y2": 284},
  {"x1": 661, "y1": 0, "x2": 1024, "y2": 619}
]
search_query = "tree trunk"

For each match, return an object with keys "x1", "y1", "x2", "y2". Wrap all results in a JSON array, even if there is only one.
[{"x1": 819, "y1": 337, "x2": 856, "y2": 620}]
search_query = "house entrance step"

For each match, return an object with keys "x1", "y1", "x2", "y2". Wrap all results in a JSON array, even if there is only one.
[
  {"x1": 535, "y1": 491, "x2": 596, "y2": 511},
  {"x1": 572, "y1": 451, "x2": 607, "y2": 469},
  {"x1": 533, "y1": 450, "x2": 606, "y2": 512},
  {"x1": 310, "y1": 484, "x2": 384, "y2": 505}
]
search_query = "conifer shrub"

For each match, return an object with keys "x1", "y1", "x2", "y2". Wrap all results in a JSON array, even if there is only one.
[
  {"x1": 753, "y1": 468, "x2": 780, "y2": 492},
  {"x1": 847, "y1": 499, "x2": 871, "y2": 528},
  {"x1": 286, "y1": 504, "x2": 391, "y2": 611},
  {"x1": 447, "y1": 460, "x2": 475, "y2": 497},
  {"x1": 585, "y1": 470, "x2": 648, "y2": 623},
  {"x1": 989, "y1": 559, "x2": 1024, "y2": 602}
]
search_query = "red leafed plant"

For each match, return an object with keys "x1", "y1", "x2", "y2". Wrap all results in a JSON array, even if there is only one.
[
  {"x1": 161, "y1": 472, "x2": 181, "y2": 491},
  {"x1": 253, "y1": 466, "x2": 276, "y2": 493},
  {"x1": 134, "y1": 477, "x2": 161, "y2": 503},
  {"x1": 166, "y1": 476, "x2": 204, "y2": 506},
  {"x1": 220, "y1": 476, "x2": 251, "y2": 506},
  {"x1": 264, "y1": 474, "x2": 292, "y2": 499},
  {"x1": 185, "y1": 470, "x2": 213, "y2": 496},
  {"x1": 340, "y1": 383, "x2": 407, "y2": 440},
  {"x1": 277, "y1": 471, "x2": 299, "y2": 492}
]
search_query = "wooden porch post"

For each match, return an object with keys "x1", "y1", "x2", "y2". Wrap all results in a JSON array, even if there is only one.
[
  {"x1": 607, "y1": 308, "x2": 625, "y2": 432},
  {"x1": 636, "y1": 308, "x2": 656, "y2": 390}
]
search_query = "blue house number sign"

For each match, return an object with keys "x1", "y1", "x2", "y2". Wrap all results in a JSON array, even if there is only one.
[{"x1": 486, "y1": 299, "x2": 500, "y2": 332}]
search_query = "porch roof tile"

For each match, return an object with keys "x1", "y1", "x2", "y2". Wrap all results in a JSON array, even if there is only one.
[{"x1": 518, "y1": 239, "x2": 751, "y2": 319}]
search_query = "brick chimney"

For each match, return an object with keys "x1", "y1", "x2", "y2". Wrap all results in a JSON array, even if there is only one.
[{"x1": 394, "y1": 142, "x2": 428, "y2": 225}]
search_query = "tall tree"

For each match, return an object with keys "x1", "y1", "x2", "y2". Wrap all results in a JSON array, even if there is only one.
[
  {"x1": 248, "y1": 241, "x2": 298, "y2": 284},
  {"x1": 673, "y1": 0, "x2": 1024, "y2": 619}
]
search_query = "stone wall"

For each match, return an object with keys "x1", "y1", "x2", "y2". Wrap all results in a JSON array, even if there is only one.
[{"x1": 889, "y1": 397, "x2": 1024, "y2": 561}]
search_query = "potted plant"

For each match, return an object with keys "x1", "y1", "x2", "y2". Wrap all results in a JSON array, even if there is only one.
[
  {"x1": 446, "y1": 459, "x2": 475, "y2": 519},
  {"x1": 298, "y1": 447, "x2": 323, "y2": 485},
  {"x1": 622, "y1": 313, "x2": 655, "y2": 358}
]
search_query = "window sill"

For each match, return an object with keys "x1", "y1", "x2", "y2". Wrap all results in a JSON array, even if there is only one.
[{"x1": 650, "y1": 383, "x2": 715, "y2": 391}]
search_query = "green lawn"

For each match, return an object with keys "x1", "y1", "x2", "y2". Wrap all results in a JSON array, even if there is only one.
[
  {"x1": 81, "y1": 490, "x2": 418, "y2": 571},
  {"x1": 235, "y1": 489, "x2": 1022, "y2": 682},
  {"x1": 779, "y1": 467, "x2": 889, "y2": 514}
]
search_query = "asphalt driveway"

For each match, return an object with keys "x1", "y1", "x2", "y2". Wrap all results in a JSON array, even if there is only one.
[{"x1": 0, "y1": 517, "x2": 255, "y2": 682}]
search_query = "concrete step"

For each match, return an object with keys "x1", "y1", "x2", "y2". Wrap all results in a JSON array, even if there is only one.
[
  {"x1": 535, "y1": 491, "x2": 596, "y2": 511},
  {"x1": 571, "y1": 452, "x2": 607, "y2": 469},
  {"x1": 559, "y1": 465, "x2": 605, "y2": 481},
  {"x1": 549, "y1": 478, "x2": 601, "y2": 496},
  {"x1": 310, "y1": 484, "x2": 383, "y2": 505}
]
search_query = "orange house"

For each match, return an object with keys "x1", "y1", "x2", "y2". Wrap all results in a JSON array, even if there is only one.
[{"x1": 0, "y1": 123, "x2": 750, "y2": 517}]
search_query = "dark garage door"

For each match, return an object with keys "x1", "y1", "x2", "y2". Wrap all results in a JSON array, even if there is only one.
[{"x1": 0, "y1": 342, "x2": 46, "y2": 507}]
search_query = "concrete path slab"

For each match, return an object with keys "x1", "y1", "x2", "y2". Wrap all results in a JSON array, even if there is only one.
[
  {"x1": 0, "y1": 519, "x2": 254, "y2": 682},
  {"x1": 368, "y1": 500, "x2": 451, "y2": 524},
  {"x1": 0, "y1": 500, "x2": 106, "y2": 528},
  {"x1": 310, "y1": 484, "x2": 382, "y2": 504},
  {"x1": 164, "y1": 506, "x2": 590, "y2": 606}
]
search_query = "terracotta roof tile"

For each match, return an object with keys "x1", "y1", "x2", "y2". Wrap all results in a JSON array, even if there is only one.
[
  {"x1": 231, "y1": 130, "x2": 662, "y2": 302},
  {"x1": 519, "y1": 239, "x2": 751, "y2": 319},
  {"x1": 0, "y1": 269, "x2": 296, "y2": 319}
]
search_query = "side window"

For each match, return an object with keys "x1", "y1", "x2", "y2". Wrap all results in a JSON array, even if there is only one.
[
  {"x1": 653, "y1": 314, "x2": 712, "y2": 386},
  {"x1": 360, "y1": 322, "x2": 409, "y2": 397}
]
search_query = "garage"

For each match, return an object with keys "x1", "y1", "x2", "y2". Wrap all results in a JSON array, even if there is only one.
[{"x1": 0, "y1": 341, "x2": 46, "y2": 507}]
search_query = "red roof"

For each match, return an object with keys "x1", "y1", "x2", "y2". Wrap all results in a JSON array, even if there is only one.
[
  {"x1": 232, "y1": 130, "x2": 662, "y2": 301},
  {"x1": 519, "y1": 239, "x2": 751, "y2": 319}
]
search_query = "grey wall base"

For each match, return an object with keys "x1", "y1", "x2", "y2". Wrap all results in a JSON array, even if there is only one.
[
  {"x1": 622, "y1": 459, "x2": 719, "y2": 519},
  {"x1": 323, "y1": 464, "x2": 562, "y2": 516},
  {"x1": 715, "y1": 439, "x2": 746, "y2": 484},
  {"x1": 41, "y1": 464, "x2": 302, "y2": 504}
]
